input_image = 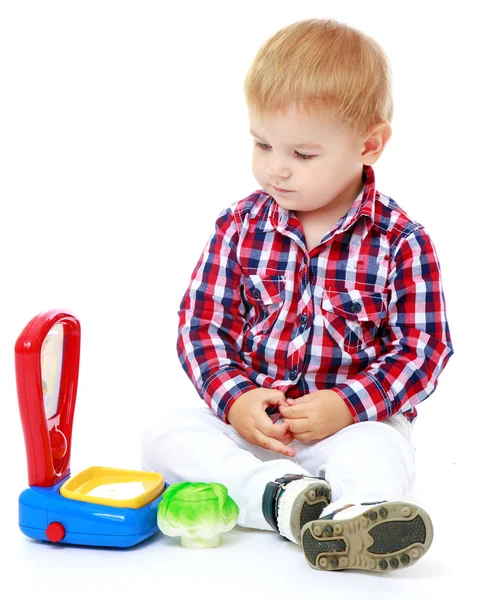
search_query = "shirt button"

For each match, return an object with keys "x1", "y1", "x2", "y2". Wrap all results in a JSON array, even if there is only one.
[
  {"x1": 252, "y1": 289, "x2": 261, "y2": 299},
  {"x1": 289, "y1": 368, "x2": 298, "y2": 381},
  {"x1": 299, "y1": 314, "x2": 308, "y2": 325},
  {"x1": 351, "y1": 302, "x2": 362, "y2": 313}
]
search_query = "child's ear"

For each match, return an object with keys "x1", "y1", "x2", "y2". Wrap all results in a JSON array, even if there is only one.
[{"x1": 361, "y1": 122, "x2": 392, "y2": 165}]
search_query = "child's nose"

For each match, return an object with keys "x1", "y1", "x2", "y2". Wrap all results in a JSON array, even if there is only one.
[{"x1": 267, "y1": 157, "x2": 291, "y2": 179}]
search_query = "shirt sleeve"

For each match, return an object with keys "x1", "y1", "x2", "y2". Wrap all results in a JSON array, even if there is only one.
[
  {"x1": 177, "y1": 206, "x2": 257, "y2": 422},
  {"x1": 331, "y1": 226, "x2": 454, "y2": 422}
]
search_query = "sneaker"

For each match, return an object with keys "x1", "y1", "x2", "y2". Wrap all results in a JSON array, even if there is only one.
[
  {"x1": 262, "y1": 474, "x2": 332, "y2": 543},
  {"x1": 300, "y1": 500, "x2": 434, "y2": 572}
]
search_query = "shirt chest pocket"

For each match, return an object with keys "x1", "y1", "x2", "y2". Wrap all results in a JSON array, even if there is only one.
[
  {"x1": 321, "y1": 288, "x2": 388, "y2": 353},
  {"x1": 243, "y1": 274, "x2": 286, "y2": 335}
]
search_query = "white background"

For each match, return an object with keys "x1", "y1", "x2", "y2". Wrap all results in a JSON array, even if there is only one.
[{"x1": 0, "y1": 0, "x2": 477, "y2": 597}]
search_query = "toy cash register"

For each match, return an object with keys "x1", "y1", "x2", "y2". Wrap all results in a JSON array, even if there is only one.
[{"x1": 15, "y1": 309, "x2": 166, "y2": 547}]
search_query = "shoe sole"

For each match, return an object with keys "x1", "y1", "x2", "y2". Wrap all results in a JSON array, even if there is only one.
[
  {"x1": 289, "y1": 481, "x2": 332, "y2": 543},
  {"x1": 301, "y1": 501, "x2": 433, "y2": 572}
]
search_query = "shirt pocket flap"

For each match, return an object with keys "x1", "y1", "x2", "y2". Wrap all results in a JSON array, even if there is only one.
[
  {"x1": 244, "y1": 274, "x2": 286, "y2": 305},
  {"x1": 322, "y1": 288, "x2": 388, "y2": 322}
]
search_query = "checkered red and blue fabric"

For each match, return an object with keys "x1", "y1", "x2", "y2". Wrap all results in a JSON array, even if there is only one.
[{"x1": 177, "y1": 165, "x2": 453, "y2": 424}]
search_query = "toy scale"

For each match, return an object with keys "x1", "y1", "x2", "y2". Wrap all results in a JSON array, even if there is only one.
[{"x1": 15, "y1": 309, "x2": 167, "y2": 547}]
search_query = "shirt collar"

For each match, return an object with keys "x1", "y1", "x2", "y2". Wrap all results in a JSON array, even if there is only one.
[
  {"x1": 337, "y1": 164, "x2": 376, "y2": 233},
  {"x1": 259, "y1": 164, "x2": 377, "y2": 233}
]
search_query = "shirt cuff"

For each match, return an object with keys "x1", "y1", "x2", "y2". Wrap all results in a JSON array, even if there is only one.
[
  {"x1": 202, "y1": 367, "x2": 258, "y2": 423},
  {"x1": 331, "y1": 371, "x2": 391, "y2": 423}
]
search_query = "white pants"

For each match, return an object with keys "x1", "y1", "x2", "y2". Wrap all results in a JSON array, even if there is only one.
[{"x1": 141, "y1": 406, "x2": 416, "y2": 531}]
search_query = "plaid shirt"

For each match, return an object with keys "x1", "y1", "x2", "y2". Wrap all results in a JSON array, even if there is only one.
[{"x1": 177, "y1": 165, "x2": 453, "y2": 424}]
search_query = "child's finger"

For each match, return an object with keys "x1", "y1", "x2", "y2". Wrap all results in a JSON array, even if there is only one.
[
  {"x1": 291, "y1": 431, "x2": 313, "y2": 443},
  {"x1": 262, "y1": 390, "x2": 288, "y2": 407},
  {"x1": 286, "y1": 396, "x2": 311, "y2": 405},
  {"x1": 279, "y1": 404, "x2": 306, "y2": 418},
  {"x1": 260, "y1": 420, "x2": 290, "y2": 439},
  {"x1": 254, "y1": 429, "x2": 295, "y2": 457},
  {"x1": 277, "y1": 395, "x2": 290, "y2": 407},
  {"x1": 283, "y1": 417, "x2": 310, "y2": 434}
]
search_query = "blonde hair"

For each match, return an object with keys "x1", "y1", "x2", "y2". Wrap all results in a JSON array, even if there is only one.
[{"x1": 244, "y1": 18, "x2": 393, "y2": 137}]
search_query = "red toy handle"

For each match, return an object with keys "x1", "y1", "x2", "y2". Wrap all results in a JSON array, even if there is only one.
[{"x1": 15, "y1": 309, "x2": 81, "y2": 487}]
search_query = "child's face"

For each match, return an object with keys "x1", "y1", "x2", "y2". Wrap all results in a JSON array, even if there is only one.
[{"x1": 249, "y1": 104, "x2": 367, "y2": 217}]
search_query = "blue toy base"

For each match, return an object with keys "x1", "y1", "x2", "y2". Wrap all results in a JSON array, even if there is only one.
[{"x1": 19, "y1": 478, "x2": 167, "y2": 548}]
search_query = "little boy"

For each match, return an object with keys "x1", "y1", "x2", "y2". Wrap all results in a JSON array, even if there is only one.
[{"x1": 142, "y1": 18, "x2": 453, "y2": 572}]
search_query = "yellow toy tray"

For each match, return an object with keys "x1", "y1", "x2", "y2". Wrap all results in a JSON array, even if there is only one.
[{"x1": 60, "y1": 466, "x2": 165, "y2": 509}]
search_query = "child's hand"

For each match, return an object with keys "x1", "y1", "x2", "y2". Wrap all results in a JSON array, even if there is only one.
[
  {"x1": 279, "y1": 390, "x2": 354, "y2": 443},
  {"x1": 227, "y1": 388, "x2": 295, "y2": 457}
]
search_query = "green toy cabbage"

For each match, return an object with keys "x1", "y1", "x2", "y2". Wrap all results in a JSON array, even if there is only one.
[{"x1": 157, "y1": 482, "x2": 239, "y2": 548}]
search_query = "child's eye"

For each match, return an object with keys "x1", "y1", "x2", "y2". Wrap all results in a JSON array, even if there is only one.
[{"x1": 255, "y1": 142, "x2": 315, "y2": 161}]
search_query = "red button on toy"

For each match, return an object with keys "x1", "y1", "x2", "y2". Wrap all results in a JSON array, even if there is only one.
[{"x1": 46, "y1": 521, "x2": 65, "y2": 542}]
